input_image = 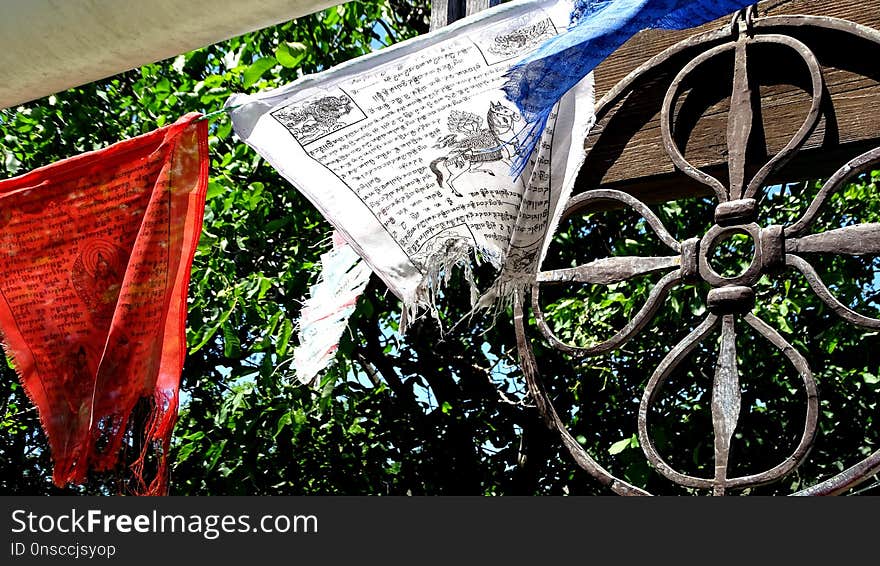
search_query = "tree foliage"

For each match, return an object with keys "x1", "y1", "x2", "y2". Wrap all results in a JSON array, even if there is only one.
[{"x1": 1, "y1": 0, "x2": 878, "y2": 496}]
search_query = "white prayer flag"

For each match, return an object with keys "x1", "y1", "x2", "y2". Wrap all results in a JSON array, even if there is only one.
[
  {"x1": 228, "y1": 0, "x2": 593, "y2": 325},
  {"x1": 294, "y1": 232, "x2": 372, "y2": 385}
]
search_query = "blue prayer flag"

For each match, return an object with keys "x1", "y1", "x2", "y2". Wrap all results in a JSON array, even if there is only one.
[{"x1": 503, "y1": 0, "x2": 756, "y2": 176}]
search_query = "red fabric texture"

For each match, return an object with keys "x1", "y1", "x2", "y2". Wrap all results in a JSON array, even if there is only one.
[{"x1": 0, "y1": 113, "x2": 209, "y2": 494}]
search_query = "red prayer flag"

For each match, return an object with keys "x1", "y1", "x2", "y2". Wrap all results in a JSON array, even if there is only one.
[{"x1": 0, "y1": 113, "x2": 209, "y2": 494}]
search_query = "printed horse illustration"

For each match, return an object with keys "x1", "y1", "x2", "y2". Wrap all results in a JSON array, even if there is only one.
[{"x1": 429, "y1": 102, "x2": 521, "y2": 197}]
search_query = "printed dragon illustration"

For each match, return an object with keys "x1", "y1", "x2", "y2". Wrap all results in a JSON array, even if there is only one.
[
  {"x1": 489, "y1": 18, "x2": 554, "y2": 57},
  {"x1": 274, "y1": 95, "x2": 354, "y2": 144}
]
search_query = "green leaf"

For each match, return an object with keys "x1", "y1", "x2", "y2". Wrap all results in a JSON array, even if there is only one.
[
  {"x1": 274, "y1": 412, "x2": 292, "y2": 439},
  {"x1": 242, "y1": 57, "x2": 277, "y2": 88},
  {"x1": 177, "y1": 443, "x2": 196, "y2": 463},
  {"x1": 776, "y1": 316, "x2": 794, "y2": 334},
  {"x1": 206, "y1": 439, "x2": 227, "y2": 472},
  {"x1": 206, "y1": 180, "x2": 226, "y2": 201},
  {"x1": 257, "y1": 276, "x2": 273, "y2": 301},
  {"x1": 176, "y1": 434, "x2": 205, "y2": 464},
  {"x1": 609, "y1": 438, "x2": 631, "y2": 455},
  {"x1": 275, "y1": 42, "x2": 308, "y2": 68},
  {"x1": 259, "y1": 351, "x2": 274, "y2": 379},
  {"x1": 256, "y1": 311, "x2": 282, "y2": 350},
  {"x1": 277, "y1": 319, "x2": 294, "y2": 358},
  {"x1": 265, "y1": 217, "x2": 291, "y2": 233},
  {"x1": 318, "y1": 375, "x2": 335, "y2": 413},
  {"x1": 189, "y1": 299, "x2": 237, "y2": 354},
  {"x1": 155, "y1": 77, "x2": 171, "y2": 93},
  {"x1": 324, "y1": 6, "x2": 342, "y2": 26},
  {"x1": 222, "y1": 322, "x2": 240, "y2": 358},
  {"x1": 216, "y1": 119, "x2": 233, "y2": 140},
  {"x1": 293, "y1": 409, "x2": 307, "y2": 426},
  {"x1": 827, "y1": 336, "x2": 839, "y2": 354}
]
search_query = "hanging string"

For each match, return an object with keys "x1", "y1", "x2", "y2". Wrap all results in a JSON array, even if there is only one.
[{"x1": 196, "y1": 103, "x2": 245, "y2": 122}]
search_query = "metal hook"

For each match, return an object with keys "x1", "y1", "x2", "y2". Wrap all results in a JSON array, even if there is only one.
[
  {"x1": 730, "y1": 4, "x2": 759, "y2": 37},
  {"x1": 745, "y1": 4, "x2": 758, "y2": 28}
]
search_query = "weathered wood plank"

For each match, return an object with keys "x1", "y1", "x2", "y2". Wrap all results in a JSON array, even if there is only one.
[
  {"x1": 430, "y1": 0, "x2": 499, "y2": 31},
  {"x1": 580, "y1": 0, "x2": 880, "y2": 202},
  {"x1": 430, "y1": 0, "x2": 461, "y2": 31}
]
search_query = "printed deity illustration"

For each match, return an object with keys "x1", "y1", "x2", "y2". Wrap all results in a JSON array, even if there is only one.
[
  {"x1": 70, "y1": 238, "x2": 126, "y2": 325},
  {"x1": 272, "y1": 95, "x2": 356, "y2": 144},
  {"x1": 429, "y1": 101, "x2": 521, "y2": 197}
]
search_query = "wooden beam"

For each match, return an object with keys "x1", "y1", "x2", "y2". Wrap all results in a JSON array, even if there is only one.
[
  {"x1": 579, "y1": 0, "x2": 880, "y2": 202},
  {"x1": 430, "y1": 0, "x2": 500, "y2": 31}
]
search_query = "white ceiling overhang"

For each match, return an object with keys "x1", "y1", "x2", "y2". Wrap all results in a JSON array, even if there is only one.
[{"x1": 0, "y1": 0, "x2": 343, "y2": 109}]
